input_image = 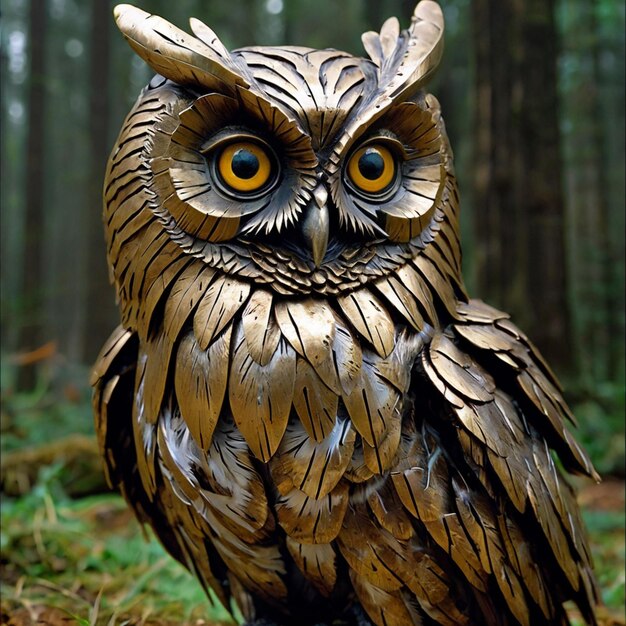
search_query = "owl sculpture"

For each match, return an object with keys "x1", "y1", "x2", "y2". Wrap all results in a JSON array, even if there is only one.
[{"x1": 92, "y1": 3, "x2": 599, "y2": 625}]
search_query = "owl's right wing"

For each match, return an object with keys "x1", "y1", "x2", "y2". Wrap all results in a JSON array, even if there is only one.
[
  {"x1": 91, "y1": 326, "x2": 232, "y2": 606},
  {"x1": 92, "y1": 327, "x2": 142, "y2": 511},
  {"x1": 91, "y1": 327, "x2": 184, "y2": 561}
]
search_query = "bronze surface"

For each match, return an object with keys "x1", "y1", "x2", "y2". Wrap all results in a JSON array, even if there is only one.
[{"x1": 93, "y1": 3, "x2": 599, "y2": 625}]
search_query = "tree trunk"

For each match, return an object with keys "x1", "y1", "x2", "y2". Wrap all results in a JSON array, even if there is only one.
[
  {"x1": 588, "y1": 0, "x2": 621, "y2": 378},
  {"x1": 84, "y1": 0, "x2": 118, "y2": 364},
  {"x1": 471, "y1": 0, "x2": 572, "y2": 373},
  {"x1": 560, "y1": 0, "x2": 624, "y2": 384},
  {"x1": 17, "y1": 0, "x2": 47, "y2": 390},
  {"x1": 520, "y1": 0, "x2": 572, "y2": 372},
  {"x1": 471, "y1": 0, "x2": 526, "y2": 321},
  {"x1": 0, "y1": 20, "x2": 12, "y2": 350}
]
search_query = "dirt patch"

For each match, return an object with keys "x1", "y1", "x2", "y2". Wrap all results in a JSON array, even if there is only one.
[{"x1": 579, "y1": 478, "x2": 626, "y2": 512}]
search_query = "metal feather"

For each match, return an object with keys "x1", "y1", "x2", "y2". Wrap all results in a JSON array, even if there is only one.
[
  {"x1": 241, "y1": 288, "x2": 280, "y2": 365},
  {"x1": 275, "y1": 299, "x2": 340, "y2": 393},
  {"x1": 275, "y1": 480, "x2": 349, "y2": 544},
  {"x1": 163, "y1": 264, "x2": 215, "y2": 342},
  {"x1": 374, "y1": 275, "x2": 425, "y2": 330},
  {"x1": 174, "y1": 327, "x2": 231, "y2": 451},
  {"x1": 350, "y1": 570, "x2": 423, "y2": 626},
  {"x1": 193, "y1": 275, "x2": 250, "y2": 350},
  {"x1": 292, "y1": 358, "x2": 339, "y2": 442},
  {"x1": 113, "y1": 4, "x2": 249, "y2": 92},
  {"x1": 270, "y1": 416, "x2": 356, "y2": 500},
  {"x1": 286, "y1": 537, "x2": 338, "y2": 597},
  {"x1": 343, "y1": 349, "x2": 401, "y2": 454},
  {"x1": 229, "y1": 325, "x2": 295, "y2": 461},
  {"x1": 337, "y1": 288, "x2": 395, "y2": 358}
]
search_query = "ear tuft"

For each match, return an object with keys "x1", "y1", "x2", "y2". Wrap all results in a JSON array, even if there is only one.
[
  {"x1": 112, "y1": 4, "x2": 249, "y2": 93},
  {"x1": 362, "y1": 0, "x2": 444, "y2": 101}
]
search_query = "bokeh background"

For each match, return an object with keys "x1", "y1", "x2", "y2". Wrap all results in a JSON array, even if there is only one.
[{"x1": 1, "y1": 1, "x2": 624, "y2": 624}]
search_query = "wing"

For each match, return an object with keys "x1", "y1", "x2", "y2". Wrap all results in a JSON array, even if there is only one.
[
  {"x1": 376, "y1": 299, "x2": 598, "y2": 626},
  {"x1": 91, "y1": 326, "x2": 233, "y2": 607},
  {"x1": 92, "y1": 327, "x2": 152, "y2": 524}
]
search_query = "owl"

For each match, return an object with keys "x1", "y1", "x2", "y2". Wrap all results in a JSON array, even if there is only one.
[{"x1": 92, "y1": 3, "x2": 599, "y2": 625}]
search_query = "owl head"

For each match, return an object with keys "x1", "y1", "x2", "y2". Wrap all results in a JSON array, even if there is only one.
[{"x1": 105, "y1": 2, "x2": 463, "y2": 325}]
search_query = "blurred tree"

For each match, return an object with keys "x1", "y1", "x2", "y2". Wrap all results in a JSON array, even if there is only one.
[
  {"x1": 520, "y1": 0, "x2": 572, "y2": 371},
  {"x1": 560, "y1": 0, "x2": 625, "y2": 385},
  {"x1": 364, "y1": 0, "x2": 412, "y2": 30},
  {"x1": 283, "y1": 0, "x2": 366, "y2": 52},
  {"x1": 85, "y1": 0, "x2": 117, "y2": 363},
  {"x1": 471, "y1": 0, "x2": 572, "y2": 372},
  {"x1": 17, "y1": 0, "x2": 47, "y2": 390},
  {"x1": 42, "y1": 0, "x2": 90, "y2": 366}
]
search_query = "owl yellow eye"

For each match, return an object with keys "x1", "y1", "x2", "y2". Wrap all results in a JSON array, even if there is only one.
[
  {"x1": 217, "y1": 142, "x2": 273, "y2": 193},
  {"x1": 347, "y1": 145, "x2": 396, "y2": 195}
]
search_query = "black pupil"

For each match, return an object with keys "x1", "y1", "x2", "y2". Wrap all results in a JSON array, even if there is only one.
[
  {"x1": 358, "y1": 149, "x2": 385, "y2": 180},
  {"x1": 231, "y1": 149, "x2": 260, "y2": 179}
]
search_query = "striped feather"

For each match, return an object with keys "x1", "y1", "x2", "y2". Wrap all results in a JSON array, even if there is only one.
[
  {"x1": 270, "y1": 416, "x2": 356, "y2": 500},
  {"x1": 193, "y1": 275, "x2": 250, "y2": 350},
  {"x1": 228, "y1": 325, "x2": 295, "y2": 461},
  {"x1": 293, "y1": 358, "x2": 338, "y2": 442},
  {"x1": 286, "y1": 537, "x2": 338, "y2": 597},
  {"x1": 275, "y1": 480, "x2": 349, "y2": 544},
  {"x1": 163, "y1": 264, "x2": 216, "y2": 342},
  {"x1": 174, "y1": 327, "x2": 231, "y2": 452},
  {"x1": 241, "y1": 288, "x2": 280, "y2": 365},
  {"x1": 350, "y1": 571, "x2": 422, "y2": 626},
  {"x1": 113, "y1": 4, "x2": 249, "y2": 92},
  {"x1": 337, "y1": 288, "x2": 395, "y2": 358},
  {"x1": 343, "y1": 350, "x2": 401, "y2": 454}
]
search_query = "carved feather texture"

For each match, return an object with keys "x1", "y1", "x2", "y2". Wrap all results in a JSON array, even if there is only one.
[
  {"x1": 241, "y1": 288, "x2": 281, "y2": 365},
  {"x1": 270, "y1": 416, "x2": 356, "y2": 499},
  {"x1": 276, "y1": 479, "x2": 350, "y2": 544},
  {"x1": 337, "y1": 288, "x2": 395, "y2": 358},
  {"x1": 113, "y1": 4, "x2": 249, "y2": 92},
  {"x1": 174, "y1": 328, "x2": 230, "y2": 451},
  {"x1": 286, "y1": 538, "x2": 338, "y2": 597},
  {"x1": 93, "y1": 3, "x2": 599, "y2": 625},
  {"x1": 229, "y1": 326, "x2": 296, "y2": 462}
]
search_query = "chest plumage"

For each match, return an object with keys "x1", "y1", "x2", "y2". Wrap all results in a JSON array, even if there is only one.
[{"x1": 92, "y1": 3, "x2": 599, "y2": 625}]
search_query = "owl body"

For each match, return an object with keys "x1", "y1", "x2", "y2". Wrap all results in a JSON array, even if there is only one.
[{"x1": 93, "y1": 4, "x2": 598, "y2": 625}]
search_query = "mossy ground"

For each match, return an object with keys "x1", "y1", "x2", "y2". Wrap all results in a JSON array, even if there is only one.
[
  {"x1": 0, "y1": 473, "x2": 235, "y2": 625},
  {"x1": 0, "y1": 372, "x2": 623, "y2": 625},
  {"x1": 1, "y1": 471, "x2": 623, "y2": 626}
]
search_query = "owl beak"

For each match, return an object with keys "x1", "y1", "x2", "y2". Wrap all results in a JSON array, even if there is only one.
[{"x1": 302, "y1": 185, "x2": 329, "y2": 267}]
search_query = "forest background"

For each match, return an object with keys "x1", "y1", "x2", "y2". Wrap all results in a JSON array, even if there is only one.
[{"x1": 1, "y1": 1, "x2": 624, "y2": 624}]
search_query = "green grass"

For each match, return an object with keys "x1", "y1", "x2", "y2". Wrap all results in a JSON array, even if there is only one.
[
  {"x1": 1, "y1": 466, "x2": 624, "y2": 625},
  {"x1": 0, "y1": 466, "x2": 236, "y2": 625},
  {"x1": 583, "y1": 507, "x2": 626, "y2": 610},
  {"x1": 0, "y1": 364, "x2": 624, "y2": 624}
]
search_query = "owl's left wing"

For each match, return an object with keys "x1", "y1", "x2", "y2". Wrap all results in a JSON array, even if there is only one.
[{"x1": 363, "y1": 299, "x2": 600, "y2": 626}]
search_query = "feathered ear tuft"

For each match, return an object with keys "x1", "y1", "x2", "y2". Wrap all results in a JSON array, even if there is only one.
[
  {"x1": 113, "y1": 4, "x2": 249, "y2": 93},
  {"x1": 329, "y1": 2, "x2": 445, "y2": 180},
  {"x1": 362, "y1": 0, "x2": 444, "y2": 102}
]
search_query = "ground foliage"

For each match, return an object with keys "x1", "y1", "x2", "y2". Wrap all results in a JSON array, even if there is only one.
[
  {"x1": 0, "y1": 467, "x2": 236, "y2": 625},
  {"x1": 0, "y1": 381, "x2": 624, "y2": 626}
]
